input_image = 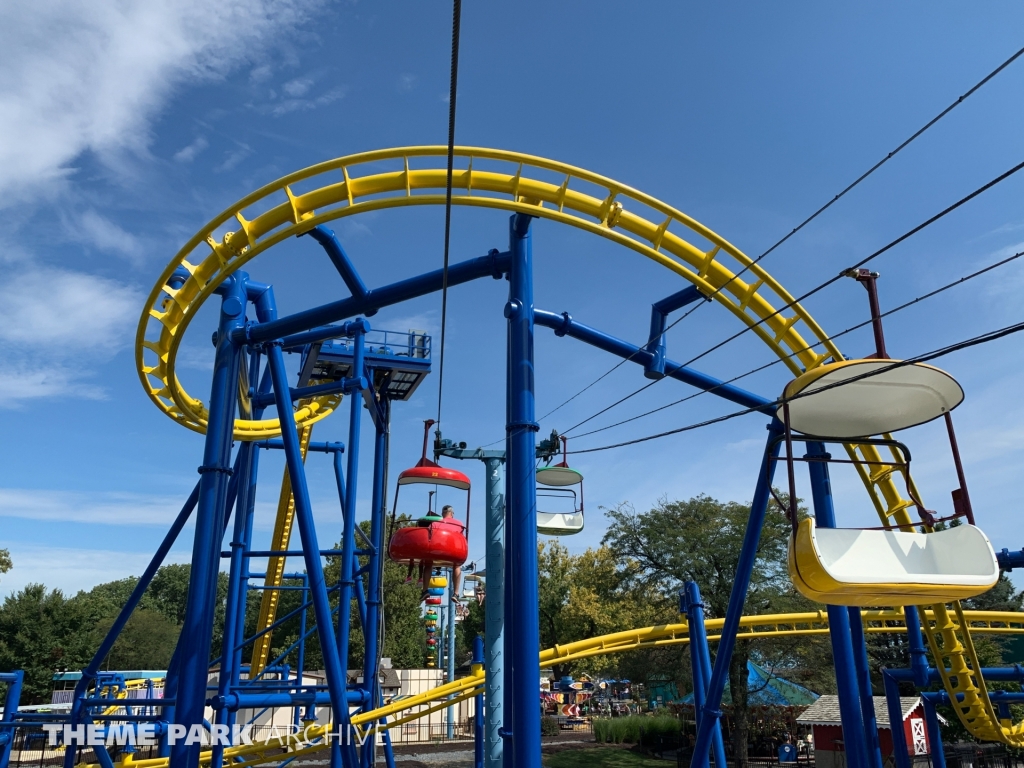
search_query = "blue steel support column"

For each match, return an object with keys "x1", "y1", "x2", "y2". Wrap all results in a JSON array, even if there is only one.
[
  {"x1": 506, "y1": 213, "x2": 540, "y2": 768},
  {"x1": 483, "y1": 456, "x2": 505, "y2": 768},
  {"x1": 920, "y1": 696, "x2": 946, "y2": 768},
  {"x1": 474, "y1": 636, "x2": 485, "y2": 768},
  {"x1": 172, "y1": 275, "x2": 247, "y2": 768},
  {"x1": 805, "y1": 442, "x2": 869, "y2": 768},
  {"x1": 689, "y1": 421, "x2": 782, "y2": 768},
  {"x1": 903, "y1": 608, "x2": 931, "y2": 687},
  {"x1": 681, "y1": 583, "x2": 727, "y2": 768},
  {"x1": 212, "y1": 439, "x2": 257, "y2": 768},
  {"x1": 64, "y1": 482, "x2": 201, "y2": 768},
  {"x1": 882, "y1": 672, "x2": 911, "y2": 768},
  {"x1": 447, "y1": 566, "x2": 456, "y2": 739},
  {"x1": 0, "y1": 671, "x2": 24, "y2": 768},
  {"x1": 337, "y1": 324, "x2": 365, "y2": 764},
  {"x1": 265, "y1": 341, "x2": 356, "y2": 768},
  {"x1": 849, "y1": 607, "x2": 883, "y2": 768},
  {"x1": 296, "y1": 574, "x2": 308, "y2": 730},
  {"x1": 361, "y1": 395, "x2": 390, "y2": 768}
]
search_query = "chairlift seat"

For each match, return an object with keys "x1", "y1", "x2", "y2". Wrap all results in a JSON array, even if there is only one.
[
  {"x1": 388, "y1": 523, "x2": 468, "y2": 568},
  {"x1": 429, "y1": 576, "x2": 448, "y2": 589},
  {"x1": 398, "y1": 464, "x2": 471, "y2": 490},
  {"x1": 779, "y1": 359, "x2": 964, "y2": 439},
  {"x1": 788, "y1": 518, "x2": 998, "y2": 606},
  {"x1": 538, "y1": 512, "x2": 585, "y2": 536},
  {"x1": 537, "y1": 465, "x2": 583, "y2": 487}
]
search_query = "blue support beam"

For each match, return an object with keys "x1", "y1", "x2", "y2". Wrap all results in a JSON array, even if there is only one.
[
  {"x1": 805, "y1": 442, "x2": 869, "y2": 768},
  {"x1": 171, "y1": 275, "x2": 247, "y2": 768},
  {"x1": 234, "y1": 249, "x2": 509, "y2": 346},
  {"x1": 997, "y1": 548, "x2": 1024, "y2": 570},
  {"x1": 257, "y1": 282, "x2": 358, "y2": 768},
  {"x1": 533, "y1": 309, "x2": 770, "y2": 412},
  {"x1": 308, "y1": 226, "x2": 369, "y2": 299},
  {"x1": 0, "y1": 671, "x2": 24, "y2": 768},
  {"x1": 474, "y1": 636, "x2": 485, "y2": 768},
  {"x1": 506, "y1": 213, "x2": 541, "y2": 768},
  {"x1": 644, "y1": 285, "x2": 705, "y2": 379},
  {"x1": 681, "y1": 583, "x2": 727, "y2": 768},
  {"x1": 689, "y1": 421, "x2": 781, "y2": 768},
  {"x1": 359, "y1": 396, "x2": 390, "y2": 768},
  {"x1": 849, "y1": 606, "x2": 884, "y2": 768}
]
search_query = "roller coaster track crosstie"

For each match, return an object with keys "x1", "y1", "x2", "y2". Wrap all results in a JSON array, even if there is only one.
[{"x1": 134, "y1": 147, "x2": 1020, "y2": 756}]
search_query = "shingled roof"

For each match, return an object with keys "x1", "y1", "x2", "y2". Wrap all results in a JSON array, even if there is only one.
[{"x1": 796, "y1": 696, "x2": 932, "y2": 728}]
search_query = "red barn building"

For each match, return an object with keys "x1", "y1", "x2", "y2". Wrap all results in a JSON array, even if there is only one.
[{"x1": 797, "y1": 696, "x2": 942, "y2": 768}]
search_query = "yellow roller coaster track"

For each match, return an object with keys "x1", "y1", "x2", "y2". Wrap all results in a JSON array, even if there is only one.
[
  {"x1": 97, "y1": 608, "x2": 1024, "y2": 768},
  {"x1": 136, "y1": 146, "x2": 1019, "y2": 747}
]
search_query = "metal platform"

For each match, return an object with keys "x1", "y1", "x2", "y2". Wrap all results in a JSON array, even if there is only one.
[{"x1": 301, "y1": 328, "x2": 431, "y2": 401}]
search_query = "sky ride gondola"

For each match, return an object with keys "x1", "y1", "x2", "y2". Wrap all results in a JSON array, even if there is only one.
[
  {"x1": 780, "y1": 274, "x2": 998, "y2": 607},
  {"x1": 388, "y1": 421, "x2": 470, "y2": 582},
  {"x1": 536, "y1": 436, "x2": 584, "y2": 536}
]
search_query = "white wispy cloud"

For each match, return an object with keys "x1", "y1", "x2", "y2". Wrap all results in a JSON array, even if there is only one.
[
  {"x1": 66, "y1": 209, "x2": 143, "y2": 261},
  {"x1": 0, "y1": 266, "x2": 141, "y2": 405},
  {"x1": 0, "y1": 0, "x2": 323, "y2": 206},
  {"x1": 398, "y1": 73, "x2": 417, "y2": 92},
  {"x1": 282, "y1": 77, "x2": 313, "y2": 97},
  {"x1": 1, "y1": 545, "x2": 189, "y2": 599},
  {"x1": 173, "y1": 136, "x2": 209, "y2": 163},
  {"x1": 0, "y1": 488, "x2": 188, "y2": 526},
  {"x1": 267, "y1": 85, "x2": 347, "y2": 117},
  {"x1": 216, "y1": 143, "x2": 253, "y2": 172}
]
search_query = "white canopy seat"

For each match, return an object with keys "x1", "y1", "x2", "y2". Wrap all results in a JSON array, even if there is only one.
[
  {"x1": 788, "y1": 518, "x2": 999, "y2": 607},
  {"x1": 778, "y1": 359, "x2": 964, "y2": 439},
  {"x1": 537, "y1": 511, "x2": 585, "y2": 536},
  {"x1": 536, "y1": 449, "x2": 585, "y2": 536}
]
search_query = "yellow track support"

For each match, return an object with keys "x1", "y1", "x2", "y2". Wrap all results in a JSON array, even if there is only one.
[
  {"x1": 99, "y1": 609, "x2": 1024, "y2": 768},
  {"x1": 249, "y1": 424, "x2": 313, "y2": 677},
  {"x1": 135, "y1": 146, "x2": 1022, "y2": 745}
]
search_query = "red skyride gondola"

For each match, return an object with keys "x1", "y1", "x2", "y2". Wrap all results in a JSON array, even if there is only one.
[{"x1": 388, "y1": 421, "x2": 470, "y2": 585}]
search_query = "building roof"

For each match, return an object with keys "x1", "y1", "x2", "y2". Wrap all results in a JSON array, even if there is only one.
[
  {"x1": 52, "y1": 670, "x2": 166, "y2": 681},
  {"x1": 797, "y1": 696, "x2": 940, "y2": 728}
]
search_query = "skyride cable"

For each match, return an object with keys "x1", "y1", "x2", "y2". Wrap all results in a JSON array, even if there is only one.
[
  {"x1": 561, "y1": 157, "x2": 1024, "y2": 437},
  {"x1": 569, "y1": 246, "x2": 1024, "y2": 441},
  {"x1": 435, "y1": 0, "x2": 462, "y2": 428},
  {"x1": 535, "y1": 43, "x2": 1024, "y2": 426},
  {"x1": 567, "y1": 315, "x2": 1024, "y2": 455}
]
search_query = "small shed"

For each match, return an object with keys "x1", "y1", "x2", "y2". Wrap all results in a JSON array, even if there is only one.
[{"x1": 797, "y1": 695, "x2": 940, "y2": 768}]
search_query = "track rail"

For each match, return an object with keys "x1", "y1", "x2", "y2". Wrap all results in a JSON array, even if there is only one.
[{"x1": 136, "y1": 146, "x2": 1020, "y2": 746}]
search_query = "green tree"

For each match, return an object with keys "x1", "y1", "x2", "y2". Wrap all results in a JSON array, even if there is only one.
[
  {"x1": 0, "y1": 585, "x2": 94, "y2": 703},
  {"x1": 91, "y1": 609, "x2": 180, "y2": 670},
  {"x1": 603, "y1": 494, "x2": 821, "y2": 763},
  {"x1": 0, "y1": 549, "x2": 11, "y2": 582},
  {"x1": 537, "y1": 542, "x2": 664, "y2": 679}
]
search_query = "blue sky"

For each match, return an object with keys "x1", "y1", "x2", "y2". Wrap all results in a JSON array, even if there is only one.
[{"x1": 3, "y1": 1, "x2": 1024, "y2": 598}]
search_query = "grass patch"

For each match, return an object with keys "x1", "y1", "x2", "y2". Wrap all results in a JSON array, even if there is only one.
[
  {"x1": 545, "y1": 747, "x2": 668, "y2": 768},
  {"x1": 593, "y1": 715, "x2": 681, "y2": 744}
]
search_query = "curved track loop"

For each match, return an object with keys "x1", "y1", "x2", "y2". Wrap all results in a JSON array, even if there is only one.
[
  {"x1": 136, "y1": 146, "x2": 845, "y2": 440},
  {"x1": 95, "y1": 609, "x2": 1024, "y2": 768},
  {"x1": 137, "y1": 147, "x2": 1018, "y2": 745}
]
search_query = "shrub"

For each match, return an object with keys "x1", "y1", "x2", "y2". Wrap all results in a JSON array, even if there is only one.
[
  {"x1": 541, "y1": 716, "x2": 561, "y2": 736},
  {"x1": 593, "y1": 715, "x2": 681, "y2": 744}
]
